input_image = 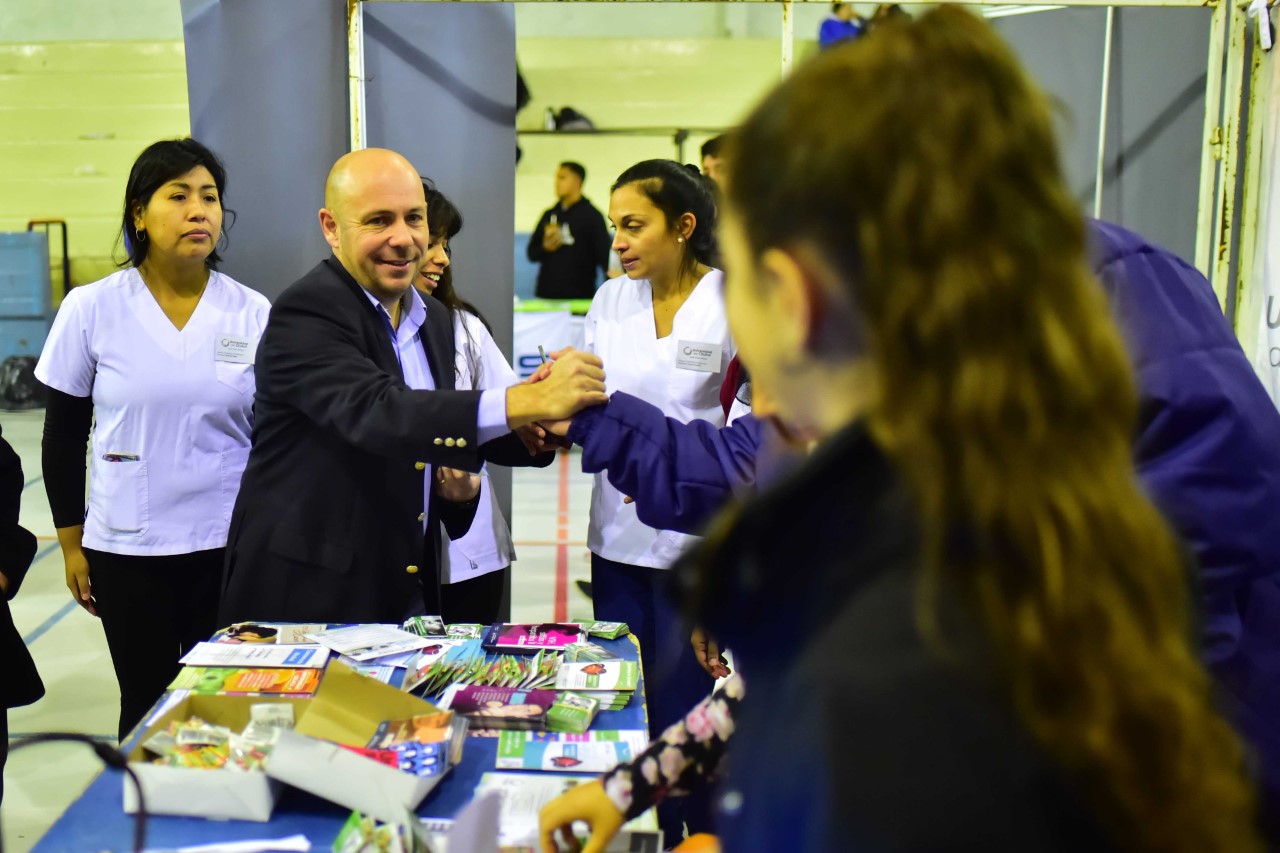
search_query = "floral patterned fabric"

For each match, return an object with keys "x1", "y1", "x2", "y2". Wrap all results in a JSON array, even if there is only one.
[{"x1": 602, "y1": 673, "x2": 746, "y2": 820}]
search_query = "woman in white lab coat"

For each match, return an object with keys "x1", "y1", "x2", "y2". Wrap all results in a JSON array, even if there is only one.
[
  {"x1": 584, "y1": 159, "x2": 733, "y2": 841},
  {"x1": 36, "y1": 139, "x2": 270, "y2": 739},
  {"x1": 418, "y1": 182, "x2": 553, "y2": 624}
]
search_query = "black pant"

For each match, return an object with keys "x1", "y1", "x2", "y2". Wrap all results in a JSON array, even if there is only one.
[
  {"x1": 85, "y1": 547, "x2": 223, "y2": 741},
  {"x1": 441, "y1": 568, "x2": 510, "y2": 625}
]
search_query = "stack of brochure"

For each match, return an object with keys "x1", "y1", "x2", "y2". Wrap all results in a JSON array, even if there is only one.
[
  {"x1": 494, "y1": 730, "x2": 648, "y2": 773},
  {"x1": 403, "y1": 640, "x2": 562, "y2": 697}
]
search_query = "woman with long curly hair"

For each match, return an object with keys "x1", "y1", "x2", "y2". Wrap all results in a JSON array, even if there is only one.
[{"x1": 540, "y1": 7, "x2": 1261, "y2": 852}]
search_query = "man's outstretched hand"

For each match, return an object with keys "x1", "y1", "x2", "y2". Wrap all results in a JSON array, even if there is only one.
[{"x1": 506, "y1": 347, "x2": 607, "y2": 429}]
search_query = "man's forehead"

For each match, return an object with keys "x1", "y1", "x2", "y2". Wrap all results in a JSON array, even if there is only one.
[{"x1": 339, "y1": 174, "x2": 426, "y2": 218}]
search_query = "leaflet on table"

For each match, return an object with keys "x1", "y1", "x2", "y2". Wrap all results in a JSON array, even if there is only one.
[
  {"x1": 401, "y1": 614, "x2": 446, "y2": 637},
  {"x1": 470, "y1": 772, "x2": 662, "y2": 851},
  {"x1": 336, "y1": 656, "x2": 399, "y2": 685},
  {"x1": 482, "y1": 622, "x2": 585, "y2": 652},
  {"x1": 168, "y1": 667, "x2": 321, "y2": 695},
  {"x1": 494, "y1": 730, "x2": 647, "y2": 772},
  {"x1": 437, "y1": 684, "x2": 556, "y2": 731},
  {"x1": 553, "y1": 660, "x2": 639, "y2": 691},
  {"x1": 400, "y1": 639, "x2": 470, "y2": 693},
  {"x1": 209, "y1": 623, "x2": 328, "y2": 645},
  {"x1": 444, "y1": 623, "x2": 486, "y2": 640},
  {"x1": 305, "y1": 624, "x2": 433, "y2": 661},
  {"x1": 179, "y1": 642, "x2": 329, "y2": 669}
]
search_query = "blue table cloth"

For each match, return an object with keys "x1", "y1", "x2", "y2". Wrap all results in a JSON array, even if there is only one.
[{"x1": 34, "y1": 635, "x2": 646, "y2": 851}]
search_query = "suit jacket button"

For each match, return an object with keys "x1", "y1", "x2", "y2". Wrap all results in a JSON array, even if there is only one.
[
  {"x1": 415, "y1": 461, "x2": 426, "y2": 470},
  {"x1": 444, "y1": 438, "x2": 456, "y2": 447},
  {"x1": 417, "y1": 512, "x2": 425, "y2": 522},
  {"x1": 406, "y1": 565, "x2": 419, "y2": 574},
  {"x1": 433, "y1": 438, "x2": 444, "y2": 445},
  {"x1": 456, "y1": 438, "x2": 467, "y2": 448}
]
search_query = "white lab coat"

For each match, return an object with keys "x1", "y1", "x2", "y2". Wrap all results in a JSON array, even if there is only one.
[
  {"x1": 583, "y1": 270, "x2": 735, "y2": 569},
  {"x1": 441, "y1": 309, "x2": 517, "y2": 583},
  {"x1": 35, "y1": 268, "x2": 270, "y2": 555}
]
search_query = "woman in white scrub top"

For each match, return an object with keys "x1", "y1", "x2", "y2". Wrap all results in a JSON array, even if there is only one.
[
  {"x1": 36, "y1": 139, "x2": 270, "y2": 740},
  {"x1": 416, "y1": 182, "x2": 554, "y2": 624},
  {"x1": 586, "y1": 159, "x2": 733, "y2": 841}
]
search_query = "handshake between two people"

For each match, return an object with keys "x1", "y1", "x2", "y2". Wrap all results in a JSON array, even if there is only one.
[
  {"x1": 507, "y1": 347, "x2": 608, "y2": 456},
  {"x1": 435, "y1": 348, "x2": 603, "y2": 504}
]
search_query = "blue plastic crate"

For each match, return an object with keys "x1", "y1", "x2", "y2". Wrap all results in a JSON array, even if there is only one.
[
  {"x1": 0, "y1": 232, "x2": 53, "y2": 319},
  {"x1": 0, "y1": 317, "x2": 52, "y2": 360}
]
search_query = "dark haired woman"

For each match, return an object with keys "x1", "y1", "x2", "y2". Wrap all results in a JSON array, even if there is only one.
[
  {"x1": 36, "y1": 138, "x2": 269, "y2": 739},
  {"x1": 542, "y1": 7, "x2": 1263, "y2": 852},
  {"x1": 416, "y1": 181, "x2": 553, "y2": 624},
  {"x1": 583, "y1": 159, "x2": 733, "y2": 841}
]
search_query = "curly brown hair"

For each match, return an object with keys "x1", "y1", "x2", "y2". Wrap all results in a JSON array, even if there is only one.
[{"x1": 723, "y1": 7, "x2": 1260, "y2": 850}]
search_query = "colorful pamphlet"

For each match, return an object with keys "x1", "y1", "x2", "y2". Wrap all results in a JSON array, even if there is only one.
[
  {"x1": 553, "y1": 661, "x2": 640, "y2": 692},
  {"x1": 494, "y1": 730, "x2": 647, "y2": 773},
  {"x1": 335, "y1": 656, "x2": 399, "y2": 685},
  {"x1": 168, "y1": 667, "x2": 321, "y2": 696},
  {"x1": 402, "y1": 615, "x2": 447, "y2": 638},
  {"x1": 546, "y1": 693, "x2": 600, "y2": 734},
  {"x1": 563, "y1": 641, "x2": 621, "y2": 663},
  {"x1": 586, "y1": 621, "x2": 629, "y2": 639},
  {"x1": 401, "y1": 639, "x2": 470, "y2": 694},
  {"x1": 445, "y1": 623, "x2": 486, "y2": 640},
  {"x1": 587, "y1": 690, "x2": 633, "y2": 712},
  {"x1": 404, "y1": 641, "x2": 563, "y2": 697},
  {"x1": 367, "y1": 711, "x2": 459, "y2": 749},
  {"x1": 438, "y1": 685, "x2": 556, "y2": 731},
  {"x1": 179, "y1": 642, "x2": 329, "y2": 669},
  {"x1": 482, "y1": 622, "x2": 585, "y2": 653}
]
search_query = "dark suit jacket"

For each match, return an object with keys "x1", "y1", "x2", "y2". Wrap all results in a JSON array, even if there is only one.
[
  {"x1": 219, "y1": 258, "x2": 550, "y2": 624},
  {"x1": 1, "y1": 424, "x2": 43, "y2": 710}
]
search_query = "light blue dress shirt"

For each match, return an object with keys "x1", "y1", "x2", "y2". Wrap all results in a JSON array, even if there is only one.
[{"x1": 360, "y1": 286, "x2": 510, "y2": 530}]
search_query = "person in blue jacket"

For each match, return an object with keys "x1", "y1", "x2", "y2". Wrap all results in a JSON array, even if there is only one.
[
  {"x1": 540, "y1": 9, "x2": 1264, "y2": 849},
  {"x1": 819, "y1": 3, "x2": 865, "y2": 50},
  {"x1": 549, "y1": 214, "x2": 1280, "y2": 825}
]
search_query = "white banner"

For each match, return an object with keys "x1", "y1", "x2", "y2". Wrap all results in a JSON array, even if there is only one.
[
  {"x1": 1248, "y1": 39, "x2": 1280, "y2": 406},
  {"x1": 512, "y1": 310, "x2": 585, "y2": 379}
]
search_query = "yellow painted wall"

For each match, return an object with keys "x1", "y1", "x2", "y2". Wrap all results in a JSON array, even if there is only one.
[
  {"x1": 0, "y1": 31, "x2": 810, "y2": 298},
  {"x1": 0, "y1": 40, "x2": 189, "y2": 299},
  {"x1": 515, "y1": 36, "x2": 816, "y2": 232}
]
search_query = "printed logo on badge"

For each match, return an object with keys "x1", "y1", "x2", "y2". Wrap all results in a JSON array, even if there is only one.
[
  {"x1": 214, "y1": 333, "x2": 257, "y2": 365},
  {"x1": 675, "y1": 340, "x2": 722, "y2": 373}
]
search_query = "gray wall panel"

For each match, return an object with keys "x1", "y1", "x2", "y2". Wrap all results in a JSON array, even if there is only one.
[
  {"x1": 995, "y1": 7, "x2": 1211, "y2": 261},
  {"x1": 181, "y1": 0, "x2": 348, "y2": 300}
]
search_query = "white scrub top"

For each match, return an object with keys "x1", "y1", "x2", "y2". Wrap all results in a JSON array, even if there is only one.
[
  {"x1": 35, "y1": 268, "x2": 271, "y2": 556},
  {"x1": 584, "y1": 270, "x2": 734, "y2": 569},
  {"x1": 442, "y1": 309, "x2": 518, "y2": 584}
]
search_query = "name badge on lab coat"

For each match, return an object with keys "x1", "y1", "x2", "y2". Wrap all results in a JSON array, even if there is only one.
[
  {"x1": 215, "y1": 333, "x2": 257, "y2": 365},
  {"x1": 676, "y1": 340, "x2": 722, "y2": 373}
]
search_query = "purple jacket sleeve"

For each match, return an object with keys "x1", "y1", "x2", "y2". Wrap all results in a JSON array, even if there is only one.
[
  {"x1": 568, "y1": 392, "x2": 763, "y2": 534},
  {"x1": 1091, "y1": 221, "x2": 1280, "y2": 667}
]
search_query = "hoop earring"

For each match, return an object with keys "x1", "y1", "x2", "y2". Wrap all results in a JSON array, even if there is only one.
[{"x1": 135, "y1": 228, "x2": 147, "y2": 242}]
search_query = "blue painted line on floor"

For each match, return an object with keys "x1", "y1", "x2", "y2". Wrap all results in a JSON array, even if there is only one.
[
  {"x1": 23, "y1": 598, "x2": 79, "y2": 647},
  {"x1": 22, "y1": 475, "x2": 43, "y2": 492}
]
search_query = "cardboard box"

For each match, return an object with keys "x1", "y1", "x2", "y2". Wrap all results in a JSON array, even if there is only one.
[
  {"x1": 123, "y1": 694, "x2": 307, "y2": 822},
  {"x1": 265, "y1": 662, "x2": 464, "y2": 824}
]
